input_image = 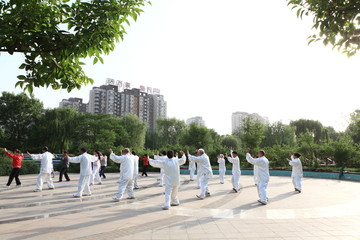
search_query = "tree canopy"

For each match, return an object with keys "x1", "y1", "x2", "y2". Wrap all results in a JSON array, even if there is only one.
[
  {"x1": 287, "y1": 0, "x2": 360, "y2": 56},
  {"x1": 0, "y1": 0, "x2": 149, "y2": 92}
]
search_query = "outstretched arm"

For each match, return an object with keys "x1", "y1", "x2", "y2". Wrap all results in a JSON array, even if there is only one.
[
  {"x1": 149, "y1": 159, "x2": 165, "y2": 168},
  {"x1": 68, "y1": 156, "x2": 81, "y2": 163},
  {"x1": 109, "y1": 153, "x2": 125, "y2": 164}
]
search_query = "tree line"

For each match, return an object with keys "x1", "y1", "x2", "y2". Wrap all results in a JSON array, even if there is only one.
[{"x1": 1, "y1": 92, "x2": 360, "y2": 171}]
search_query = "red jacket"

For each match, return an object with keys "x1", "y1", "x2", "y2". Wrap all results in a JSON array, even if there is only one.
[
  {"x1": 6, "y1": 152, "x2": 24, "y2": 168},
  {"x1": 139, "y1": 156, "x2": 149, "y2": 166}
]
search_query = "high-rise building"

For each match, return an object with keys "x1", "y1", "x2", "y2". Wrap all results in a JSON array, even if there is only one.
[
  {"x1": 186, "y1": 116, "x2": 205, "y2": 126},
  {"x1": 231, "y1": 111, "x2": 269, "y2": 133},
  {"x1": 88, "y1": 84, "x2": 121, "y2": 116},
  {"x1": 149, "y1": 94, "x2": 167, "y2": 131},
  {"x1": 59, "y1": 97, "x2": 88, "y2": 113}
]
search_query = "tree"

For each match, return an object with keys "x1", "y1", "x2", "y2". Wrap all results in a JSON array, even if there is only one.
[
  {"x1": 262, "y1": 122, "x2": 296, "y2": 147},
  {"x1": 0, "y1": 92, "x2": 43, "y2": 149},
  {"x1": 346, "y1": 109, "x2": 360, "y2": 143},
  {"x1": 235, "y1": 117, "x2": 265, "y2": 149},
  {"x1": 155, "y1": 118, "x2": 186, "y2": 147},
  {"x1": 180, "y1": 123, "x2": 215, "y2": 150},
  {"x1": 119, "y1": 114, "x2": 147, "y2": 149},
  {"x1": 290, "y1": 119, "x2": 324, "y2": 144},
  {"x1": 287, "y1": 0, "x2": 360, "y2": 56},
  {"x1": 0, "y1": 0, "x2": 150, "y2": 92},
  {"x1": 221, "y1": 135, "x2": 239, "y2": 149}
]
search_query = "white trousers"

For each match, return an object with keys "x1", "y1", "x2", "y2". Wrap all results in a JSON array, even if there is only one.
[
  {"x1": 164, "y1": 185, "x2": 179, "y2": 207},
  {"x1": 199, "y1": 174, "x2": 209, "y2": 198},
  {"x1": 254, "y1": 166, "x2": 259, "y2": 184},
  {"x1": 196, "y1": 173, "x2": 201, "y2": 187},
  {"x1": 189, "y1": 168, "x2": 196, "y2": 180},
  {"x1": 232, "y1": 173, "x2": 240, "y2": 190},
  {"x1": 257, "y1": 181, "x2": 268, "y2": 203},
  {"x1": 116, "y1": 178, "x2": 134, "y2": 199},
  {"x1": 36, "y1": 173, "x2": 54, "y2": 190},
  {"x1": 159, "y1": 168, "x2": 165, "y2": 186},
  {"x1": 90, "y1": 165, "x2": 101, "y2": 184},
  {"x1": 75, "y1": 175, "x2": 91, "y2": 196},
  {"x1": 219, "y1": 170, "x2": 225, "y2": 183},
  {"x1": 133, "y1": 174, "x2": 139, "y2": 188},
  {"x1": 292, "y1": 176, "x2": 302, "y2": 190}
]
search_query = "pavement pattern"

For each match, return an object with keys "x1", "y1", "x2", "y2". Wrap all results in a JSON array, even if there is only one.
[{"x1": 0, "y1": 172, "x2": 359, "y2": 240}]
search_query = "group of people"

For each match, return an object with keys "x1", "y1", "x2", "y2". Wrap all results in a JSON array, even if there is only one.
[{"x1": 2, "y1": 146, "x2": 303, "y2": 209}]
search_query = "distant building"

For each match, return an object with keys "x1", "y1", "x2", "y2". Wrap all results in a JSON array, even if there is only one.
[
  {"x1": 231, "y1": 111, "x2": 269, "y2": 133},
  {"x1": 59, "y1": 97, "x2": 88, "y2": 113},
  {"x1": 186, "y1": 116, "x2": 205, "y2": 126}
]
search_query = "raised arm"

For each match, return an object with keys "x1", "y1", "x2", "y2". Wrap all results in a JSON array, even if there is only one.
[
  {"x1": 68, "y1": 156, "x2": 82, "y2": 163},
  {"x1": 188, "y1": 155, "x2": 203, "y2": 163},
  {"x1": 109, "y1": 153, "x2": 126, "y2": 164},
  {"x1": 149, "y1": 159, "x2": 165, "y2": 168},
  {"x1": 178, "y1": 152, "x2": 187, "y2": 165},
  {"x1": 28, "y1": 153, "x2": 45, "y2": 160}
]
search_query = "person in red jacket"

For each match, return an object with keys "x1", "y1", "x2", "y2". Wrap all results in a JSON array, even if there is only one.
[
  {"x1": 139, "y1": 154, "x2": 149, "y2": 177},
  {"x1": 3, "y1": 148, "x2": 24, "y2": 188}
]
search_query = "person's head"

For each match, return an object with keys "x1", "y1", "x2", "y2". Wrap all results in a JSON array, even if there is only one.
[
  {"x1": 13, "y1": 149, "x2": 21, "y2": 155},
  {"x1": 166, "y1": 150, "x2": 174, "y2": 159},
  {"x1": 144, "y1": 154, "x2": 148, "y2": 157},
  {"x1": 94, "y1": 150, "x2": 101, "y2": 160},
  {"x1": 131, "y1": 151, "x2": 137, "y2": 156},
  {"x1": 80, "y1": 148, "x2": 87, "y2": 154},
  {"x1": 42, "y1": 146, "x2": 49, "y2": 153},
  {"x1": 258, "y1": 150, "x2": 265, "y2": 157},
  {"x1": 294, "y1": 152, "x2": 301, "y2": 158},
  {"x1": 232, "y1": 151, "x2": 238, "y2": 157},
  {"x1": 160, "y1": 151, "x2": 166, "y2": 156},
  {"x1": 63, "y1": 151, "x2": 68, "y2": 157},
  {"x1": 123, "y1": 148, "x2": 130, "y2": 154},
  {"x1": 219, "y1": 154, "x2": 224, "y2": 158},
  {"x1": 198, "y1": 149, "x2": 205, "y2": 155}
]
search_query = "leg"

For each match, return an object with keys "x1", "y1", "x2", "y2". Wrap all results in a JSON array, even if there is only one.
[
  {"x1": 199, "y1": 175, "x2": 208, "y2": 198},
  {"x1": 258, "y1": 181, "x2": 268, "y2": 203},
  {"x1": 196, "y1": 173, "x2": 201, "y2": 188},
  {"x1": 159, "y1": 169, "x2": 164, "y2": 186},
  {"x1": 115, "y1": 179, "x2": 129, "y2": 199},
  {"x1": 90, "y1": 169, "x2": 95, "y2": 185},
  {"x1": 171, "y1": 185, "x2": 179, "y2": 205},
  {"x1": 190, "y1": 169, "x2": 194, "y2": 180},
  {"x1": 64, "y1": 168, "x2": 70, "y2": 181},
  {"x1": 95, "y1": 166, "x2": 101, "y2": 184},
  {"x1": 295, "y1": 176, "x2": 302, "y2": 191},
  {"x1": 164, "y1": 184, "x2": 171, "y2": 207},
  {"x1": 75, "y1": 175, "x2": 86, "y2": 196},
  {"x1": 14, "y1": 168, "x2": 21, "y2": 185},
  {"x1": 6, "y1": 168, "x2": 17, "y2": 186},
  {"x1": 292, "y1": 177, "x2": 296, "y2": 189},
  {"x1": 82, "y1": 175, "x2": 91, "y2": 195},
  {"x1": 233, "y1": 174, "x2": 240, "y2": 190},
  {"x1": 133, "y1": 175, "x2": 139, "y2": 189},
  {"x1": 126, "y1": 179, "x2": 135, "y2": 198},
  {"x1": 59, "y1": 167, "x2": 64, "y2": 181},
  {"x1": 36, "y1": 173, "x2": 44, "y2": 190},
  {"x1": 46, "y1": 173, "x2": 55, "y2": 189}
]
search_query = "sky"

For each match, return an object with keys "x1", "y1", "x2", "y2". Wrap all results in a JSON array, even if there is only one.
[{"x1": 0, "y1": 0, "x2": 359, "y2": 135}]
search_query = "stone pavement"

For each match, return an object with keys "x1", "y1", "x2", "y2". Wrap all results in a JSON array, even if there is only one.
[{"x1": 0, "y1": 172, "x2": 359, "y2": 240}]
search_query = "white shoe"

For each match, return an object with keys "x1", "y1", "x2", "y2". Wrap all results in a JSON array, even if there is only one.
[
  {"x1": 82, "y1": 194, "x2": 91, "y2": 196},
  {"x1": 126, "y1": 196, "x2": 135, "y2": 199},
  {"x1": 196, "y1": 195, "x2": 204, "y2": 200},
  {"x1": 161, "y1": 206, "x2": 169, "y2": 210},
  {"x1": 170, "y1": 203, "x2": 179, "y2": 206},
  {"x1": 97, "y1": 182, "x2": 102, "y2": 185},
  {"x1": 112, "y1": 197, "x2": 121, "y2": 202},
  {"x1": 3, "y1": 185, "x2": 10, "y2": 189},
  {"x1": 48, "y1": 187, "x2": 55, "y2": 190},
  {"x1": 257, "y1": 200, "x2": 267, "y2": 205},
  {"x1": 33, "y1": 189, "x2": 42, "y2": 192},
  {"x1": 73, "y1": 194, "x2": 81, "y2": 198}
]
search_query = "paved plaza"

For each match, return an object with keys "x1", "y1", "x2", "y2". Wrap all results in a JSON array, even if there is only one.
[{"x1": 0, "y1": 172, "x2": 359, "y2": 240}]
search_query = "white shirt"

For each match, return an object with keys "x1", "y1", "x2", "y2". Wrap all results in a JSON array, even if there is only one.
[
  {"x1": 246, "y1": 153, "x2": 269, "y2": 183},
  {"x1": 68, "y1": 153, "x2": 97, "y2": 176},
  {"x1": 188, "y1": 154, "x2": 213, "y2": 179},
  {"x1": 133, "y1": 155, "x2": 139, "y2": 177},
  {"x1": 217, "y1": 158, "x2": 226, "y2": 171},
  {"x1": 149, "y1": 155, "x2": 186, "y2": 186},
  {"x1": 31, "y1": 152, "x2": 54, "y2": 174},
  {"x1": 110, "y1": 153, "x2": 134, "y2": 180},
  {"x1": 289, "y1": 156, "x2": 303, "y2": 177},
  {"x1": 189, "y1": 160, "x2": 196, "y2": 170},
  {"x1": 227, "y1": 156, "x2": 241, "y2": 176}
]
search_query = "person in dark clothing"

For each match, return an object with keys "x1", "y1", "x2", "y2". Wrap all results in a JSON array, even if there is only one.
[
  {"x1": 99, "y1": 153, "x2": 107, "y2": 179},
  {"x1": 139, "y1": 154, "x2": 149, "y2": 177},
  {"x1": 3, "y1": 148, "x2": 24, "y2": 188},
  {"x1": 58, "y1": 152, "x2": 70, "y2": 182}
]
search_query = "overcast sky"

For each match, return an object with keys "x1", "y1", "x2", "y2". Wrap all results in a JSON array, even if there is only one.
[{"x1": 1, "y1": 0, "x2": 359, "y2": 135}]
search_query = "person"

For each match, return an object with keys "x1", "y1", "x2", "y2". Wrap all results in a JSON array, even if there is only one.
[
  {"x1": 246, "y1": 148, "x2": 269, "y2": 205},
  {"x1": 68, "y1": 148, "x2": 98, "y2": 197},
  {"x1": 139, "y1": 154, "x2": 149, "y2": 177},
  {"x1": 99, "y1": 153, "x2": 107, "y2": 179},
  {"x1": 3, "y1": 148, "x2": 24, "y2": 188},
  {"x1": 226, "y1": 150, "x2": 241, "y2": 192},
  {"x1": 132, "y1": 151, "x2": 139, "y2": 189},
  {"x1": 189, "y1": 156, "x2": 197, "y2": 181},
  {"x1": 149, "y1": 150, "x2": 187, "y2": 210},
  {"x1": 154, "y1": 151, "x2": 166, "y2": 187},
  {"x1": 90, "y1": 151, "x2": 102, "y2": 185},
  {"x1": 288, "y1": 152, "x2": 303, "y2": 193},
  {"x1": 28, "y1": 146, "x2": 55, "y2": 192},
  {"x1": 110, "y1": 148, "x2": 135, "y2": 201},
  {"x1": 188, "y1": 149, "x2": 213, "y2": 200},
  {"x1": 58, "y1": 152, "x2": 70, "y2": 182},
  {"x1": 217, "y1": 154, "x2": 226, "y2": 184}
]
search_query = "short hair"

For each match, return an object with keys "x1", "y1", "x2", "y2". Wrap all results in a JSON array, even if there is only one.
[
  {"x1": 42, "y1": 146, "x2": 49, "y2": 152},
  {"x1": 80, "y1": 148, "x2": 87, "y2": 153},
  {"x1": 294, "y1": 152, "x2": 301, "y2": 158},
  {"x1": 14, "y1": 149, "x2": 21, "y2": 154},
  {"x1": 259, "y1": 150, "x2": 266, "y2": 156},
  {"x1": 198, "y1": 149, "x2": 205, "y2": 154},
  {"x1": 123, "y1": 148, "x2": 130, "y2": 153},
  {"x1": 219, "y1": 154, "x2": 224, "y2": 158},
  {"x1": 131, "y1": 151, "x2": 137, "y2": 155},
  {"x1": 232, "y1": 151, "x2": 238, "y2": 155},
  {"x1": 166, "y1": 150, "x2": 174, "y2": 159}
]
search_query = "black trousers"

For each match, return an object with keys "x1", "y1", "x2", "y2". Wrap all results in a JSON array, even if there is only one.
[
  {"x1": 59, "y1": 166, "x2": 70, "y2": 181},
  {"x1": 7, "y1": 168, "x2": 21, "y2": 186},
  {"x1": 99, "y1": 166, "x2": 106, "y2": 178},
  {"x1": 142, "y1": 165, "x2": 148, "y2": 176}
]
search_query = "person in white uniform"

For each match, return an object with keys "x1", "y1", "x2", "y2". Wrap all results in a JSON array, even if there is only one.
[
  {"x1": 245, "y1": 148, "x2": 269, "y2": 205},
  {"x1": 217, "y1": 154, "x2": 226, "y2": 184},
  {"x1": 155, "y1": 151, "x2": 166, "y2": 187},
  {"x1": 132, "y1": 151, "x2": 140, "y2": 189},
  {"x1": 189, "y1": 157, "x2": 196, "y2": 181},
  {"x1": 90, "y1": 151, "x2": 102, "y2": 185},
  {"x1": 149, "y1": 150, "x2": 187, "y2": 210},
  {"x1": 226, "y1": 151, "x2": 241, "y2": 192},
  {"x1": 253, "y1": 164, "x2": 259, "y2": 186},
  {"x1": 68, "y1": 148, "x2": 97, "y2": 197},
  {"x1": 28, "y1": 146, "x2": 55, "y2": 192},
  {"x1": 288, "y1": 152, "x2": 303, "y2": 193},
  {"x1": 188, "y1": 149, "x2": 213, "y2": 200},
  {"x1": 110, "y1": 148, "x2": 135, "y2": 201}
]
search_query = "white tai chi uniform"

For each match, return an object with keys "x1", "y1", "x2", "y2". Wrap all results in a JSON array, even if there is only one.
[
  {"x1": 154, "y1": 155, "x2": 166, "y2": 186},
  {"x1": 133, "y1": 155, "x2": 140, "y2": 189},
  {"x1": 90, "y1": 157, "x2": 101, "y2": 185},
  {"x1": 188, "y1": 153, "x2": 213, "y2": 198},
  {"x1": 149, "y1": 155, "x2": 186, "y2": 208},
  {"x1": 227, "y1": 153, "x2": 241, "y2": 191},
  {"x1": 253, "y1": 165, "x2": 259, "y2": 185},
  {"x1": 289, "y1": 155, "x2": 303, "y2": 191},
  {"x1": 189, "y1": 160, "x2": 196, "y2": 181},
  {"x1": 217, "y1": 157, "x2": 226, "y2": 184},
  {"x1": 110, "y1": 153, "x2": 135, "y2": 200},
  {"x1": 30, "y1": 152, "x2": 55, "y2": 191},
  {"x1": 246, "y1": 153, "x2": 269, "y2": 204},
  {"x1": 68, "y1": 152, "x2": 97, "y2": 197}
]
